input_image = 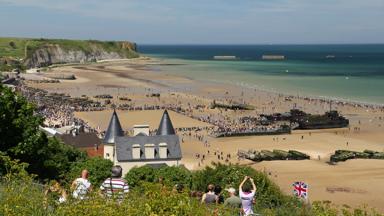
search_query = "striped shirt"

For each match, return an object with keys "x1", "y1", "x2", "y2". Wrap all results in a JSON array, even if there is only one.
[{"x1": 100, "y1": 178, "x2": 129, "y2": 201}]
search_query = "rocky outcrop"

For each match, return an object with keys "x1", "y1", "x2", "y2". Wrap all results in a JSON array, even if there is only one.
[{"x1": 24, "y1": 41, "x2": 138, "y2": 68}]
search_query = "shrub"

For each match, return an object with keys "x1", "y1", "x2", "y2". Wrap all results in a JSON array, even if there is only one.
[
  {"x1": 66, "y1": 157, "x2": 113, "y2": 186},
  {"x1": 124, "y1": 165, "x2": 157, "y2": 188},
  {"x1": 125, "y1": 165, "x2": 192, "y2": 189}
]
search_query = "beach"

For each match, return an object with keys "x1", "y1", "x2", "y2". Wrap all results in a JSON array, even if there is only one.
[{"x1": 25, "y1": 57, "x2": 384, "y2": 211}]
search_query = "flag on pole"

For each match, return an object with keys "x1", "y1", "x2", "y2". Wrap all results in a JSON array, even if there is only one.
[{"x1": 292, "y1": 181, "x2": 308, "y2": 199}]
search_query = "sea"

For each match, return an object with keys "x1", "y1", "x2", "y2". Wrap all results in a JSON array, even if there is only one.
[{"x1": 138, "y1": 45, "x2": 384, "y2": 105}]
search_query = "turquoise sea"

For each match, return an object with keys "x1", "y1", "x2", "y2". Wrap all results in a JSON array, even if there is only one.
[{"x1": 138, "y1": 45, "x2": 384, "y2": 105}]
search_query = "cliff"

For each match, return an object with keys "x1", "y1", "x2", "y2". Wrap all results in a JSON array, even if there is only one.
[{"x1": 0, "y1": 38, "x2": 139, "y2": 69}]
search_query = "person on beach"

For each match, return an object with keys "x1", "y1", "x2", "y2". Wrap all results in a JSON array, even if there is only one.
[
  {"x1": 100, "y1": 165, "x2": 129, "y2": 202},
  {"x1": 201, "y1": 184, "x2": 218, "y2": 204},
  {"x1": 71, "y1": 169, "x2": 92, "y2": 200},
  {"x1": 239, "y1": 176, "x2": 257, "y2": 216}
]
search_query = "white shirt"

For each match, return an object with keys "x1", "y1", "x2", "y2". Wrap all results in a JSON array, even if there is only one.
[
  {"x1": 72, "y1": 178, "x2": 91, "y2": 200},
  {"x1": 240, "y1": 190, "x2": 256, "y2": 216}
]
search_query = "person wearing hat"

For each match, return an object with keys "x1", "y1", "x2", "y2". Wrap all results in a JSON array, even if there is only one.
[
  {"x1": 100, "y1": 165, "x2": 129, "y2": 202},
  {"x1": 224, "y1": 187, "x2": 242, "y2": 209}
]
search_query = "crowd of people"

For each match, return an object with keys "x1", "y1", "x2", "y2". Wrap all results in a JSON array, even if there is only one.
[
  {"x1": 16, "y1": 79, "x2": 288, "y2": 140},
  {"x1": 18, "y1": 83, "x2": 104, "y2": 129},
  {"x1": 45, "y1": 166, "x2": 259, "y2": 216}
]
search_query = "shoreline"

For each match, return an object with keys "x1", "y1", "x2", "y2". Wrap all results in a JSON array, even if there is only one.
[{"x1": 143, "y1": 56, "x2": 384, "y2": 108}]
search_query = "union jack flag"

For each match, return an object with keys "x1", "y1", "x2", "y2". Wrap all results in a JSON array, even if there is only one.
[{"x1": 292, "y1": 181, "x2": 308, "y2": 199}]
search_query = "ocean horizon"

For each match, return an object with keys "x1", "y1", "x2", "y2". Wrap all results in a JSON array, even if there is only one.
[{"x1": 138, "y1": 44, "x2": 384, "y2": 105}]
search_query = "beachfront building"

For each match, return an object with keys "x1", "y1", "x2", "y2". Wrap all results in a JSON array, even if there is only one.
[{"x1": 103, "y1": 110, "x2": 182, "y2": 175}]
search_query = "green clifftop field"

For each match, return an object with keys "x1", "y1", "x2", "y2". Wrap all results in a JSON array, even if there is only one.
[{"x1": 0, "y1": 37, "x2": 139, "y2": 70}]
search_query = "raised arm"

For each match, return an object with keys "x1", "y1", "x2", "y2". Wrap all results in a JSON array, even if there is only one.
[
  {"x1": 239, "y1": 176, "x2": 248, "y2": 192},
  {"x1": 250, "y1": 178, "x2": 256, "y2": 192}
]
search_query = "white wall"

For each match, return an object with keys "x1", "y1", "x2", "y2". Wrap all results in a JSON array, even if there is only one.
[{"x1": 104, "y1": 144, "x2": 115, "y2": 162}]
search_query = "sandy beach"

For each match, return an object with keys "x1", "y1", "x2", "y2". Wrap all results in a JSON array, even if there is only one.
[{"x1": 25, "y1": 58, "x2": 384, "y2": 211}]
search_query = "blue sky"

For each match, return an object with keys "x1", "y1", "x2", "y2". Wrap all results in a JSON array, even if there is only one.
[{"x1": 0, "y1": 0, "x2": 383, "y2": 44}]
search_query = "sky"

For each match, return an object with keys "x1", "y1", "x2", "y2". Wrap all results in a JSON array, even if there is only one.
[{"x1": 0, "y1": 0, "x2": 383, "y2": 44}]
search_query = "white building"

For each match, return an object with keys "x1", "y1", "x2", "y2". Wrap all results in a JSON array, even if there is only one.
[{"x1": 103, "y1": 110, "x2": 182, "y2": 175}]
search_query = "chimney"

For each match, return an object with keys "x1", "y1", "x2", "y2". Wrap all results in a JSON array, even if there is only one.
[
  {"x1": 159, "y1": 143, "x2": 168, "y2": 159},
  {"x1": 144, "y1": 143, "x2": 155, "y2": 159},
  {"x1": 132, "y1": 144, "x2": 141, "y2": 159},
  {"x1": 133, "y1": 125, "x2": 150, "y2": 136}
]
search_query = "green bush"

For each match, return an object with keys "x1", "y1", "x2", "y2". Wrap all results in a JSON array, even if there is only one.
[
  {"x1": 125, "y1": 165, "x2": 192, "y2": 189},
  {"x1": 65, "y1": 157, "x2": 113, "y2": 186}
]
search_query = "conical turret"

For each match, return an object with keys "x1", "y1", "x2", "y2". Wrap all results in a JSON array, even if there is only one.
[
  {"x1": 156, "y1": 110, "x2": 176, "y2": 135},
  {"x1": 103, "y1": 109, "x2": 124, "y2": 144}
]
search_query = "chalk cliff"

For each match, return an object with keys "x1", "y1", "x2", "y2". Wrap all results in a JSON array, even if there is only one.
[{"x1": 24, "y1": 41, "x2": 138, "y2": 68}]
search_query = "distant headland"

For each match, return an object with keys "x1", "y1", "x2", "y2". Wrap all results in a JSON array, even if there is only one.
[{"x1": 0, "y1": 37, "x2": 139, "y2": 71}]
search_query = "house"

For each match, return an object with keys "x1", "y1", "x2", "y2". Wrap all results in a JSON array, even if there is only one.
[
  {"x1": 56, "y1": 132, "x2": 103, "y2": 157},
  {"x1": 103, "y1": 110, "x2": 182, "y2": 175}
]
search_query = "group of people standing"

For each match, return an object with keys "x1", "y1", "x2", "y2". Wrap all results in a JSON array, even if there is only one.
[
  {"x1": 47, "y1": 166, "x2": 258, "y2": 215},
  {"x1": 201, "y1": 176, "x2": 258, "y2": 216},
  {"x1": 45, "y1": 165, "x2": 129, "y2": 208}
]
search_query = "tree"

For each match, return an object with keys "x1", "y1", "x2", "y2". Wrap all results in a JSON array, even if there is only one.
[
  {"x1": 66, "y1": 157, "x2": 113, "y2": 186},
  {"x1": 0, "y1": 84, "x2": 86, "y2": 180},
  {"x1": 9, "y1": 41, "x2": 16, "y2": 49}
]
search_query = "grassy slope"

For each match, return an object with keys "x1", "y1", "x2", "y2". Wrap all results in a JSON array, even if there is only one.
[{"x1": 0, "y1": 37, "x2": 138, "y2": 60}]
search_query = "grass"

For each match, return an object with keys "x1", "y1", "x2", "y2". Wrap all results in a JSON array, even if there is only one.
[
  {"x1": 0, "y1": 37, "x2": 138, "y2": 60},
  {"x1": 0, "y1": 37, "x2": 30, "y2": 59}
]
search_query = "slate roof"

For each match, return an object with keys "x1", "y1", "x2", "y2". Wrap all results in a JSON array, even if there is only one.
[
  {"x1": 115, "y1": 134, "x2": 182, "y2": 162},
  {"x1": 57, "y1": 133, "x2": 101, "y2": 148},
  {"x1": 156, "y1": 110, "x2": 176, "y2": 135},
  {"x1": 103, "y1": 109, "x2": 124, "y2": 144}
]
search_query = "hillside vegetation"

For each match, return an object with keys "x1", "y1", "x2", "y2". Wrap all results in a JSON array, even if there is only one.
[{"x1": 0, "y1": 37, "x2": 138, "y2": 70}]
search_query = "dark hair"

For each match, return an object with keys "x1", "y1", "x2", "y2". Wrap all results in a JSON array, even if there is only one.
[
  {"x1": 242, "y1": 183, "x2": 252, "y2": 193},
  {"x1": 111, "y1": 165, "x2": 123, "y2": 178},
  {"x1": 214, "y1": 185, "x2": 222, "y2": 194}
]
